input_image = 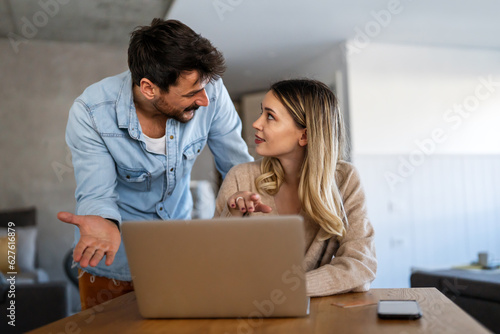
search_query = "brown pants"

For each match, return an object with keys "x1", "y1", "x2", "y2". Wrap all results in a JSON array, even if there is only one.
[{"x1": 78, "y1": 269, "x2": 134, "y2": 310}]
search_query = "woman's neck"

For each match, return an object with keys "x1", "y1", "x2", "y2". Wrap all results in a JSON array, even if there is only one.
[
  {"x1": 277, "y1": 150, "x2": 305, "y2": 187},
  {"x1": 274, "y1": 154, "x2": 305, "y2": 215}
]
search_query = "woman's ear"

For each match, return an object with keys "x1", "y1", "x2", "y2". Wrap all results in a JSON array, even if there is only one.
[
  {"x1": 299, "y1": 128, "x2": 308, "y2": 147},
  {"x1": 140, "y1": 78, "x2": 156, "y2": 100}
]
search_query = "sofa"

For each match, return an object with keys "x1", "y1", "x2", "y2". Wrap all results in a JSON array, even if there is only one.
[
  {"x1": 0, "y1": 207, "x2": 68, "y2": 333},
  {"x1": 411, "y1": 269, "x2": 500, "y2": 333}
]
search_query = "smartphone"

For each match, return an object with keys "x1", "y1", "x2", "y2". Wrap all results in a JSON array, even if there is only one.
[{"x1": 377, "y1": 300, "x2": 422, "y2": 320}]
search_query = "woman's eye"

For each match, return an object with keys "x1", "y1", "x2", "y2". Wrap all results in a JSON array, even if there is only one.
[{"x1": 267, "y1": 113, "x2": 275, "y2": 120}]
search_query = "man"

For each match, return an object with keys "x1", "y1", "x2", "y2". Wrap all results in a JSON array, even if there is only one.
[{"x1": 58, "y1": 18, "x2": 253, "y2": 309}]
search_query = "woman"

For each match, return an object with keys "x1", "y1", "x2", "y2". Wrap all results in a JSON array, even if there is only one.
[{"x1": 214, "y1": 79, "x2": 376, "y2": 296}]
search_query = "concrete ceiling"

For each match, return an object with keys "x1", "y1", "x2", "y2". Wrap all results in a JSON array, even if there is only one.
[
  {"x1": 0, "y1": 0, "x2": 174, "y2": 44},
  {"x1": 2, "y1": 0, "x2": 500, "y2": 98}
]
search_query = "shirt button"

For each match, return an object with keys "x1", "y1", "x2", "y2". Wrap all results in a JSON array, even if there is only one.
[
  {"x1": 197, "y1": 149, "x2": 200, "y2": 153},
  {"x1": 170, "y1": 168, "x2": 174, "y2": 172},
  {"x1": 170, "y1": 135, "x2": 174, "y2": 140},
  {"x1": 159, "y1": 207, "x2": 163, "y2": 211},
  {"x1": 126, "y1": 175, "x2": 130, "y2": 179}
]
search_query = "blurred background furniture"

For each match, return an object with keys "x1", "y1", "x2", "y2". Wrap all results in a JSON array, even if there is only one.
[
  {"x1": 0, "y1": 207, "x2": 48, "y2": 283},
  {"x1": 411, "y1": 268, "x2": 500, "y2": 333},
  {"x1": 190, "y1": 180, "x2": 216, "y2": 219},
  {"x1": 0, "y1": 273, "x2": 68, "y2": 333},
  {"x1": 0, "y1": 207, "x2": 69, "y2": 332}
]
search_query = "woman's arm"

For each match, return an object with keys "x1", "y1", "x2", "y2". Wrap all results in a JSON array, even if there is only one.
[
  {"x1": 213, "y1": 163, "x2": 273, "y2": 217},
  {"x1": 214, "y1": 166, "x2": 241, "y2": 217}
]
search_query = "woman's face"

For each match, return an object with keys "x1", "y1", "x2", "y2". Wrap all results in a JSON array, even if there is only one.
[{"x1": 252, "y1": 91, "x2": 306, "y2": 159}]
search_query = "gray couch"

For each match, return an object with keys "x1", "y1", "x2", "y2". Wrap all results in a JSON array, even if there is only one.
[
  {"x1": 411, "y1": 269, "x2": 500, "y2": 333},
  {"x1": 0, "y1": 207, "x2": 68, "y2": 333}
]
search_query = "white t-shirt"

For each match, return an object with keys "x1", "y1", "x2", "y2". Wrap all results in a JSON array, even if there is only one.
[{"x1": 143, "y1": 133, "x2": 166, "y2": 155}]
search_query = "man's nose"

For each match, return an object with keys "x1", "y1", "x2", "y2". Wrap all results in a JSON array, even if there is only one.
[{"x1": 195, "y1": 89, "x2": 209, "y2": 107}]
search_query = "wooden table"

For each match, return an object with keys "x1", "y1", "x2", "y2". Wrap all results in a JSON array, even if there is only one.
[{"x1": 29, "y1": 288, "x2": 491, "y2": 333}]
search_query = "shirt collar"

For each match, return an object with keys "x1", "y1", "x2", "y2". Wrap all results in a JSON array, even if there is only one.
[{"x1": 116, "y1": 71, "x2": 140, "y2": 139}]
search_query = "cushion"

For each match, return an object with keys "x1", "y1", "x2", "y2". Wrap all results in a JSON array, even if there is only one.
[
  {"x1": 0, "y1": 226, "x2": 37, "y2": 272},
  {"x1": 0, "y1": 235, "x2": 19, "y2": 273},
  {"x1": 190, "y1": 180, "x2": 216, "y2": 219}
]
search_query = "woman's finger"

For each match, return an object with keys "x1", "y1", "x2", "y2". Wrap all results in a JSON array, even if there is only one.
[{"x1": 235, "y1": 196, "x2": 247, "y2": 212}]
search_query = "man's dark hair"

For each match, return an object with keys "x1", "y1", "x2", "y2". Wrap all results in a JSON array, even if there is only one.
[{"x1": 128, "y1": 19, "x2": 226, "y2": 92}]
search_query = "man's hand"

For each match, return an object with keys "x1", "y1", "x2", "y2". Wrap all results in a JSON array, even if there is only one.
[
  {"x1": 57, "y1": 212, "x2": 121, "y2": 267},
  {"x1": 228, "y1": 191, "x2": 273, "y2": 216}
]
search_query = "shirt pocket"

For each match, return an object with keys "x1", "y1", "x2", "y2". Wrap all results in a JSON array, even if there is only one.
[
  {"x1": 116, "y1": 165, "x2": 152, "y2": 192},
  {"x1": 182, "y1": 139, "x2": 205, "y2": 175}
]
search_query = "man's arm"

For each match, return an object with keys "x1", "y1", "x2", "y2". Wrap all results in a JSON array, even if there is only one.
[
  {"x1": 59, "y1": 99, "x2": 122, "y2": 267},
  {"x1": 207, "y1": 79, "x2": 253, "y2": 178},
  {"x1": 67, "y1": 99, "x2": 121, "y2": 221},
  {"x1": 57, "y1": 212, "x2": 121, "y2": 267}
]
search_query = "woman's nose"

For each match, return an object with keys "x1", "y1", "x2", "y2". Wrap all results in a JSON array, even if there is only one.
[{"x1": 252, "y1": 114, "x2": 264, "y2": 130}]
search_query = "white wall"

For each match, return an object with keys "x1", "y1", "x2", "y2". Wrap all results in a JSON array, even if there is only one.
[
  {"x1": 346, "y1": 42, "x2": 500, "y2": 288},
  {"x1": 347, "y1": 42, "x2": 500, "y2": 155}
]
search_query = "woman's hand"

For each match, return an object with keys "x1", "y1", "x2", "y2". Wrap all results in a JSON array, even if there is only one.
[{"x1": 227, "y1": 191, "x2": 273, "y2": 215}]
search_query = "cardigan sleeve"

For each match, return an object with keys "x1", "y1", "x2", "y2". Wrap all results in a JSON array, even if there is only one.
[
  {"x1": 214, "y1": 170, "x2": 236, "y2": 218},
  {"x1": 213, "y1": 161, "x2": 263, "y2": 218},
  {"x1": 213, "y1": 164, "x2": 244, "y2": 217},
  {"x1": 305, "y1": 165, "x2": 377, "y2": 296}
]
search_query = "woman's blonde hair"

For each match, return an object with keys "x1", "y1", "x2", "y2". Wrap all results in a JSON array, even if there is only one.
[{"x1": 255, "y1": 79, "x2": 348, "y2": 239}]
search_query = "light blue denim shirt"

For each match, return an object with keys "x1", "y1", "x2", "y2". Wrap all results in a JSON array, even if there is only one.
[{"x1": 66, "y1": 71, "x2": 253, "y2": 281}]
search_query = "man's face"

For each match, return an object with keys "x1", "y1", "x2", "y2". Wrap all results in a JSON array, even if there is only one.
[{"x1": 152, "y1": 71, "x2": 210, "y2": 123}]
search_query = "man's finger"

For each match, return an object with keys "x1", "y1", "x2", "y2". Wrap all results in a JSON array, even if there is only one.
[
  {"x1": 105, "y1": 251, "x2": 116, "y2": 266},
  {"x1": 79, "y1": 247, "x2": 97, "y2": 268},
  {"x1": 89, "y1": 249, "x2": 106, "y2": 267},
  {"x1": 73, "y1": 242, "x2": 88, "y2": 262}
]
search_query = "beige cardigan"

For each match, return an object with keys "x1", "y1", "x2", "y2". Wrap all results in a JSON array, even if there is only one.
[{"x1": 214, "y1": 160, "x2": 377, "y2": 297}]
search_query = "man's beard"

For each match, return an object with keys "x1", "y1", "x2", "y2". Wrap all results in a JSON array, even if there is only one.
[{"x1": 153, "y1": 100, "x2": 200, "y2": 123}]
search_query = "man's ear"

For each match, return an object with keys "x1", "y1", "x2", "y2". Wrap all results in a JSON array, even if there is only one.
[
  {"x1": 139, "y1": 78, "x2": 156, "y2": 100},
  {"x1": 299, "y1": 128, "x2": 308, "y2": 147}
]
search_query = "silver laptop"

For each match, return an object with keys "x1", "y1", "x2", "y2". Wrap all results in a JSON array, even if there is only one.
[{"x1": 122, "y1": 215, "x2": 310, "y2": 318}]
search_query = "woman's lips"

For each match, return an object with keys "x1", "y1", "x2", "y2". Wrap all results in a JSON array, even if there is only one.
[{"x1": 255, "y1": 135, "x2": 265, "y2": 144}]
